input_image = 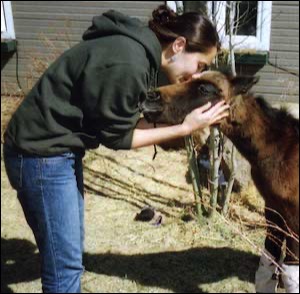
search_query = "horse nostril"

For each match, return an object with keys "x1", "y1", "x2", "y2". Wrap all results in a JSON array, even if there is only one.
[
  {"x1": 139, "y1": 90, "x2": 164, "y2": 115},
  {"x1": 147, "y1": 90, "x2": 161, "y2": 101}
]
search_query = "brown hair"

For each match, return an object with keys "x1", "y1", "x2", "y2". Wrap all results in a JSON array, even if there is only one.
[{"x1": 149, "y1": 5, "x2": 221, "y2": 53}]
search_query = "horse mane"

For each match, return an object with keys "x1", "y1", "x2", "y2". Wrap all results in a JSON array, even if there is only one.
[{"x1": 255, "y1": 96, "x2": 299, "y2": 139}]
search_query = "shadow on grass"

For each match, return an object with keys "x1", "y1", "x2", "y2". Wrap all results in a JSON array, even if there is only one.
[
  {"x1": 83, "y1": 247, "x2": 259, "y2": 293},
  {"x1": 1, "y1": 238, "x2": 40, "y2": 293},
  {"x1": 1, "y1": 238, "x2": 259, "y2": 293}
]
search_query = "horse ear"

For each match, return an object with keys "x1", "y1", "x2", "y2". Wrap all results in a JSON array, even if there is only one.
[{"x1": 231, "y1": 76, "x2": 260, "y2": 95}]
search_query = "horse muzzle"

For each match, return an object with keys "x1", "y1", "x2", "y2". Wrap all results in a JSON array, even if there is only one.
[{"x1": 139, "y1": 90, "x2": 164, "y2": 123}]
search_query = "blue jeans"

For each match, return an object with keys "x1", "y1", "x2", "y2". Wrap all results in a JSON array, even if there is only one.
[{"x1": 3, "y1": 145, "x2": 85, "y2": 293}]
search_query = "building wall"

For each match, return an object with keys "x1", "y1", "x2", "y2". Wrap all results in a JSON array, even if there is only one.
[
  {"x1": 1, "y1": 1, "x2": 163, "y2": 94},
  {"x1": 1, "y1": 1, "x2": 299, "y2": 102},
  {"x1": 250, "y1": 1, "x2": 299, "y2": 103}
]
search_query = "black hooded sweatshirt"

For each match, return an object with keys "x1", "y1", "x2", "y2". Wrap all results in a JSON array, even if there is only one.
[{"x1": 4, "y1": 10, "x2": 162, "y2": 156}]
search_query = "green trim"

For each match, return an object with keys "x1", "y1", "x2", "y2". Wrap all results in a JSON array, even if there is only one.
[
  {"x1": 1, "y1": 39, "x2": 17, "y2": 53},
  {"x1": 219, "y1": 51, "x2": 269, "y2": 65},
  {"x1": 234, "y1": 52, "x2": 269, "y2": 65}
]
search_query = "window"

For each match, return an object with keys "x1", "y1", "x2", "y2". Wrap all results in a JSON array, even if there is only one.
[
  {"x1": 225, "y1": 1, "x2": 258, "y2": 36},
  {"x1": 166, "y1": 1, "x2": 184, "y2": 14},
  {"x1": 1, "y1": 1, "x2": 15, "y2": 39},
  {"x1": 207, "y1": 1, "x2": 272, "y2": 51},
  {"x1": 167, "y1": 1, "x2": 272, "y2": 52}
]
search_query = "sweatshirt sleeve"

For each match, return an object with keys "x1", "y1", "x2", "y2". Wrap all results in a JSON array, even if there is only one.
[{"x1": 79, "y1": 63, "x2": 148, "y2": 150}]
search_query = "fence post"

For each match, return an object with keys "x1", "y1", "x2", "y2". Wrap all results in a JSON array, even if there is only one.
[
  {"x1": 185, "y1": 135, "x2": 206, "y2": 223},
  {"x1": 221, "y1": 1, "x2": 237, "y2": 215}
]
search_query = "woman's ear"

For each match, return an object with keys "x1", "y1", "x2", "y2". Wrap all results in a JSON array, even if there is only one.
[{"x1": 172, "y1": 37, "x2": 186, "y2": 54}]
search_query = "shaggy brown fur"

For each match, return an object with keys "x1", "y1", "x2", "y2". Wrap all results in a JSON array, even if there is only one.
[{"x1": 140, "y1": 70, "x2": 299, "y2": 265}]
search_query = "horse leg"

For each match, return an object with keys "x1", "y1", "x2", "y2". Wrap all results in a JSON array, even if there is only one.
[
  {"x1": 281, "y1": 236, "x2": 299, "y2": 293},
  {"x1": 255, "y1": 208, "x2": 285, "y2": 293}
]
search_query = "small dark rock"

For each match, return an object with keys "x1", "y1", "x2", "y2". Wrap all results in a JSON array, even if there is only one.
[{"x1": 134, "y1": 206, "x2": 155, "y2": 222}]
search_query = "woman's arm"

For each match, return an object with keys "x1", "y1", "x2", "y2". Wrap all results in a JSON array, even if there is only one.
[
  {"x1": 131, "y1": 101, "x2": 229, "y2": 149},
  {"x1": 131, "y1": 120, "x2": 187, "y2": 149}
]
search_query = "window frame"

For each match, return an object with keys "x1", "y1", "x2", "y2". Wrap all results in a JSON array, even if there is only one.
[
  {"x1": 167, "y1": 1, "x2": 272, "y2": 52},
  {"x1": 1, "y1": 1, "x2": 15, "y2": 40},
  {"x1": 207, "y1": 1, "x2": 272, "y2": 51}
]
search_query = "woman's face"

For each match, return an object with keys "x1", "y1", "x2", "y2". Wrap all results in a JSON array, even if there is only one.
[{"x1": 162, "y1": 41, "x2": 218, "y2": 84}]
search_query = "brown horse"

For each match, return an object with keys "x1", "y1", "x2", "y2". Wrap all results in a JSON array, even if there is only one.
[{"x1": 139, "y1": 70, "x2": 299, "y2": 293}]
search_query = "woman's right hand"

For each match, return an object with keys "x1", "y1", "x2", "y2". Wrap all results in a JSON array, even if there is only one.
[{"x1": 181, "y1": 100, "x2": 230, "y2": 135}]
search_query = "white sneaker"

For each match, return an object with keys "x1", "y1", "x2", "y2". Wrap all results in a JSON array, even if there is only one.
[
  {"x1": 255, "y1": 251, "x2": 279, "y2": 293},
  {"x1": 281, "y1": 263, "x2": 299, "y2": 293}
]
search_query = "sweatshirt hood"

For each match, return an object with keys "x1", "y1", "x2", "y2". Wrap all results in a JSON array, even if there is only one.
[{"x1": 82, "y1": 10, "x2": 161, "y2": 71}]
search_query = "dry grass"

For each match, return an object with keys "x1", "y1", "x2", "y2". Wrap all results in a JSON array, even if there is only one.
[
  {"x1": 1, "y1": 95, "x2": 270, "y2": 293},
  {"x1": 7, "y1": 92, "x2": 300, "y2": 293},
  {"x1": 1, "y1": 96, "x2": 23, "y2": 143},
  {"x1": 2, "y1": 22, "x2": 297, "y2": 292},
  {"x1": 1, "y1": 147, "x2": 266, "y2": 293}
]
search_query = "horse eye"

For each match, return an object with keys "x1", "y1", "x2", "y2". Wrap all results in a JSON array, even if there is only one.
[
  {"x1": 232, "y1": 121, "x2": 240, "y2": 126},
  {"x1": 198, "y1": 84, "x2": 209, "y2": 94}
]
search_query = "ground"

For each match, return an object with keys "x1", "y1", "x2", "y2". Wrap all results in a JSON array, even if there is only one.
[{"x1": 2, "y1": 96, "x2": 296, "y2": 293}]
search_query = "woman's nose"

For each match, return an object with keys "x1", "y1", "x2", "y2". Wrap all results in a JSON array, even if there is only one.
[{"x1": 191, "y1": 72, "x2": 205, "y2": 80}]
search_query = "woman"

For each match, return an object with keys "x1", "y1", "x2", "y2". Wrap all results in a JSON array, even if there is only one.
[{"x1": 3, "y1": 5, "x2": 229, "y2": 293}]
